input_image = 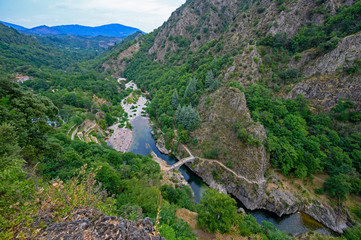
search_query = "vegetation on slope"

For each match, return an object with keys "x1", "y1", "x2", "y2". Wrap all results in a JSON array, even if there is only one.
[{"x1": 118, "y1": 0, "x2": 361, "y2": 206}]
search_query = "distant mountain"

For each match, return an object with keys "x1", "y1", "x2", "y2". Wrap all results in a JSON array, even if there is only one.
[
  {"x1": 28, "y1": 25, "x2": 64, "y2": 35},
  {"x1": 0, "y1": 21, "x2": 144, "y2": 38},
  {"x1": 52, "y1": 24, "x2": 144, "y2": 38},
  {"x1": 0, "y1": 21, "x2": 28, "y2": 31}
]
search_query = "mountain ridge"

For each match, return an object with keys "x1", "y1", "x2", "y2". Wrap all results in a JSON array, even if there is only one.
[{"x1": 0, "y1": 21, "x2": 144, "y2": 38}]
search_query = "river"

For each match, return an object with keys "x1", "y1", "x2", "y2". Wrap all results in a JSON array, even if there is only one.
[{"x1": 129, "y1": 116, "x2": 333, "y2": 235}]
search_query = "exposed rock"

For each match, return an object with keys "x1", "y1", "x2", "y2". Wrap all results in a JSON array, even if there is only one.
[
  {"x1": 102, "y1": 41, "x2": 140, "y2": 77},
  {"x1": 268, "y1": 0, "x2": 320, "y2": 37},
  {"x1": 155, "y1": 134, "x2": 171, "y2": 155},
  {"x1": 184, "y1": 87, "x2": 350, "y2": 232},
  {"x1": 287, "y1": 33, "x2": 361, "y2": 111},
  {"x1": 304, "y1": 201, "x2": 352, "y2": 233},
  {"x1": 237, "y1": 207, "x2": 246, "y2": 215},
  {"x1": 189, "y1": 157, "x2": 350, "y2": 232},
  {"x1": 192, "y1": 87, "x2": 268, "y2": 182},
  {"x1": 149, "y1": 0, "x2": 239, "y2": 61},
  {"x1": 287, "y1": 74, "x2": 361, "y2": 111},
  {"x1": 303, "y1": 33, "x2": 361, "y2": 77},
  {"x1": 37, "y1": 208, "x2": 165, "y2": 240}
]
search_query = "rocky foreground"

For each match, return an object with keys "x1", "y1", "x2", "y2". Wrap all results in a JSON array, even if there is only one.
[{"x1": 37, "y1": 208, "x2": 165, "y2": 240}]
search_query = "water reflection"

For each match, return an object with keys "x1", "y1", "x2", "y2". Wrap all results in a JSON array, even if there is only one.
[{"x1": 130, "y1": 116, "x2": 207, "y2": 202}]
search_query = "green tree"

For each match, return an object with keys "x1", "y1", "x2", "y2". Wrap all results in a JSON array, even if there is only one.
[
  {"x1": 205, "y1": 70, "x2": 214, "y2": 88},
  {"x1": 184, "y1": 77, "x2": 197, "y2": 99},
  {"x1": 171, "y1": 89, "x2": 179, "y2": 109},
  {"x1": 197, "y1": 189, "x2": 238, "y2": 233},
  {"x1": 324, "y1": 174, "x2": 351, "y2": 201},
  {"x1": 105, "y1": 113, "x2": 116, "y2": 126},
  {"x1": 176, "y1": 105, "x2": 201, "y2": 131}
]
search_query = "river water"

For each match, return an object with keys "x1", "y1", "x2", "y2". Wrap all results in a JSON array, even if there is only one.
[{"x1": 129, "y1": 116, "x2": 333, "y2": 235}]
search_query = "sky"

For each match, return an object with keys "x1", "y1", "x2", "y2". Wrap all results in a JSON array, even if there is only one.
[{"x1": 0, "y1": 0, "x2": 186, "y2": 32}]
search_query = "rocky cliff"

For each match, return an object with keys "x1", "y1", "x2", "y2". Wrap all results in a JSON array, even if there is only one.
[
  {"x1": 185, "y1": 88, "x2": 351, "y2": 233},
  {"x1": 287, "y1": 33, "x2": 361, "y2": 110}
]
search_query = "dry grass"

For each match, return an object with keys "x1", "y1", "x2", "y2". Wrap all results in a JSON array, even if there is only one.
[{"x1": 176, "y1": 208, "x2": 198, "y2": 229}]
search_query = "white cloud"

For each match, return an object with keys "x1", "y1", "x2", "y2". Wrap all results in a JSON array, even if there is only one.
[
  {"x1": 0, "y1": 0, "x2": 185, "y2": 32},
  {"x1": 58, "y1": 0, "x2": 179, "y2": 15},
  {"x1": 51, "y1": 0, "x2": 185, "y2": 31}
]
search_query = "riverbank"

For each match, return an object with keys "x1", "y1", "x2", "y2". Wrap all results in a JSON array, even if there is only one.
[
  {"x1": 106, "y1": 80, "x2": 148, "y2": 152},
  {"x1": 150, "y1": 151, "x2": 190, "y2": 188},
  {"x1": 182, "y1": 147, "x2": 346, "y2": 234},
  {"x1": 107, "y1": 124, "x2": 133, "y2": 152}
]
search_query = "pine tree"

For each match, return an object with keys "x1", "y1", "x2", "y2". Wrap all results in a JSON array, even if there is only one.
[
  {"x1": 171, "y1": 89, "x2": 179, "y2": 109},
  {"x1": 205, "y1": 70, "x2": 214, "y2": 88},
  {"x1": 209, "y1": 79, "x2": 219, "y2": 91},
  {"x1": 184, "y1": 77, "x2": 197, "y2": 99},
  {"x1": 175, "y1": 105, "x2": 201, "y2": 131}
]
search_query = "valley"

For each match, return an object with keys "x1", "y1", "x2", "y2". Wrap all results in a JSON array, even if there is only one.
[{"x1": 1, "y1": 0, "x2": 361, "y2": 239}]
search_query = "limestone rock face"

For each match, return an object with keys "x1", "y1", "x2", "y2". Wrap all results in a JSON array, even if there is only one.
[{"x1": 38, "y1": 208, "x2": 165, "y2": 240}]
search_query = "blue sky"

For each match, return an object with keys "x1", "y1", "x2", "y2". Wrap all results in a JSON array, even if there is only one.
[{"x1": 0, "y1": 0, "x2": 186, "y2": 32}]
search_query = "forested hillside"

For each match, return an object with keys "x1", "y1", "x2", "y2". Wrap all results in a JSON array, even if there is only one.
[
  {"x1": 0, "y1": 17, "x2": 299, "y2": 240},
  {"x1": 1, "y1": 0, "x2": 361, "y2": 239},
  {"x1": 102, "y1": 0, "x2": 361, "y2": 235}
]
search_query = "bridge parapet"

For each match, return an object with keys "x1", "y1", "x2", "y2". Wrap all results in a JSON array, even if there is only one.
[{"x1": 166, "y1": 156, "x2": 194, "y2": 172}]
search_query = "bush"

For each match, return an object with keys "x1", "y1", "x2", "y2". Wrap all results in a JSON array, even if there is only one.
[
  {"x1": 315, "y1": 188, "x2": 324, "y2": 195},
  {"x1": 346, "y1": 65, "x2": 359, "y2": 75},
  {"x1": 257, "y1": 7, "x2": 266, "y2": 14}
]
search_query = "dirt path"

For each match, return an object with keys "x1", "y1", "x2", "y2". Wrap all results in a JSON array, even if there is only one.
[
  {"x1": 182, "y1": 145, "x2": 266, "y2": 184},
  {"x1": 71, "y1": 126, "x2": 80, "y2": 140},
  {"x1": 67, "y1": 124, "x2": 77, "y2": 135}
]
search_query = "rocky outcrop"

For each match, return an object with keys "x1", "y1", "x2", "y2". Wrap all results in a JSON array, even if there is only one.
[
  {"x1": 192, "y1": 87, "x2": 268, "y2": 181},
  {"x1": 149, "y1": 0, "x2": 239, "y2": 61},
  {"x1": 38, "y1": 208, "x2": 165, "y2": 240},
  {"x1": 304, "y1": 201, "x2": 352, "y2": 233},
  {"x1": 102, "y1": 41, "x2": 140, "y2": 77},
  {"x1": 188, "y1": 158, "x2": 350, "y2": 232},
  {"x1": 287, "y1": 74, "x2": 361, "y2": 111},
  {"x1": 183, "y1": 86, "x2": 350, "y2": 232},
  {"x1": 155, "y1": 134, "x2": 171, "y2": 155},
  {"x1": 288, "y1": 33, "x2": 361, "y2": 110},
  {"x1": 302, "y1": 33, "x2": 361, "y2": 77}
]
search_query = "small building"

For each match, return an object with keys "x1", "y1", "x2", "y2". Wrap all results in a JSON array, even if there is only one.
[{"x1": 15, "y1": 76, "x2": 30, "y2": 83}]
